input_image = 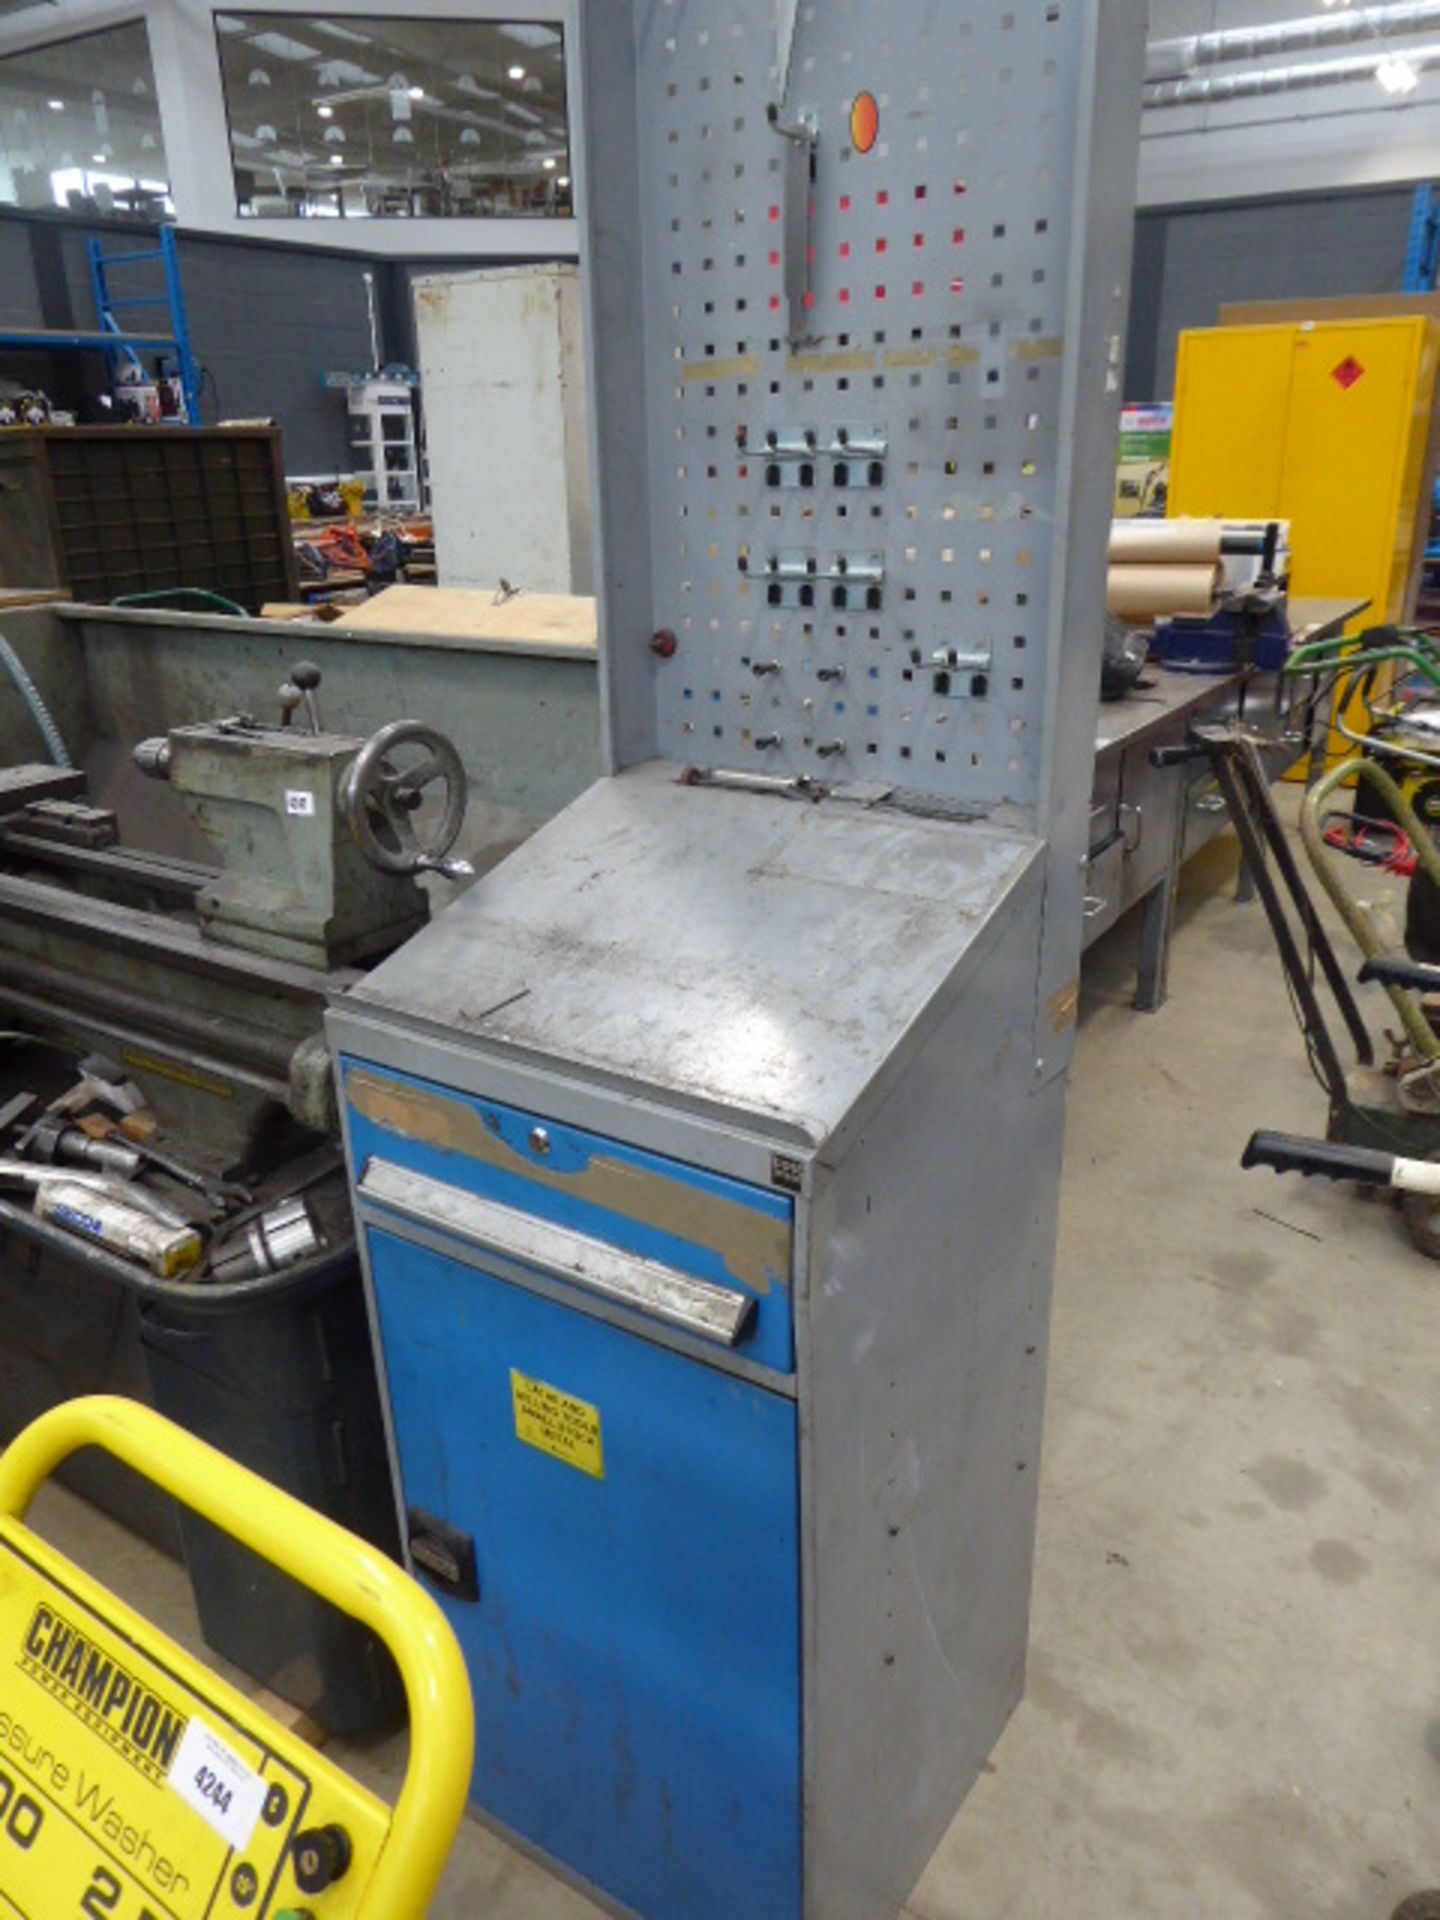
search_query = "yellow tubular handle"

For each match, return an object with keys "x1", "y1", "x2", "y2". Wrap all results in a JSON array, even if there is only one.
[{"x1": 0, "y1": 1395, "x2": 474, "y2": 1920}]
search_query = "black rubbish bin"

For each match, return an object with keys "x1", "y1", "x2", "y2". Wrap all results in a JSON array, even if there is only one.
[
  {"x1": 0, "y1": 1209, "x2": 178, "y2": 1554},
  {"x1": 137, "y1": 1241, "x2": 404, "y2": 1737}
]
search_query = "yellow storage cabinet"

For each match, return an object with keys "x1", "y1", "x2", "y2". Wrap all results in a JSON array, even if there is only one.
[
  {"x1": 1169, "y1": 324, "x2": 1295, "y2": 519},
  {"x1": 1171, "y1": 315, "x2": 1440, "y2": 763},
  {"x1": 1171, "y1": 314, "x2": 1438, "y2": 628}
]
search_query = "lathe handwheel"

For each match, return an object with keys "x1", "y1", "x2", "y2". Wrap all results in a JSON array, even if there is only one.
[{"x1": 342, "y1": 721, "x2": 467, "y2": 876}]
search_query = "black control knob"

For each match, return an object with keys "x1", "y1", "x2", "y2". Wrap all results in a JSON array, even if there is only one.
[
  {"x1": 290, "y1": 660, "x2": 323, "y2": 691},
  {"x1": 292, "y1": 1824, "x2": 352, "y2": 1894}
]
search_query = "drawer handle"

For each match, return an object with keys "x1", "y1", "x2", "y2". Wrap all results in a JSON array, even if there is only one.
[
  {"x1": 358, "y1": 1157, "x2": 757, "y2": 1349},
  {"x1": 407, "y1": 1505, "x2": 479, "y2": 1603},
  {"x1": 1117, "y1": 799, "x2": 1143, "y2": 855}
]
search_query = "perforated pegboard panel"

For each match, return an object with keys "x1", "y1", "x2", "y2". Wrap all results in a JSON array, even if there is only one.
[{"x1": 579, "y1": 0, "x2": 1123, "y2": 811}]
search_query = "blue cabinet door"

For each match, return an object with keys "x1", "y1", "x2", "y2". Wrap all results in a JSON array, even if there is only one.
[{"x1": 367, "y1": 1226, "x2": 803, "y2": 1920}]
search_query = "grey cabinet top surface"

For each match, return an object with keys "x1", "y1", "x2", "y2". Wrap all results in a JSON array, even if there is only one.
[{"x1": 345, "y1": 763, "x2": 1042, "y2": 1145}]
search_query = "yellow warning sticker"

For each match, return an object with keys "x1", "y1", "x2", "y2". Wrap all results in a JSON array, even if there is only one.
[{"x1": 510, "y1": 1371, "x2": 605, "y2": 1480}]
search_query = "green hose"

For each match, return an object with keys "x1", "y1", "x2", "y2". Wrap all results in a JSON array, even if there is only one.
[
  {"x1": 1285, "y1": 627, "x2": 1440, "y2": 693},
  {"x1": 1302, "y1": 756, "x2": 1440, "y2": 1063},
  {"x1": 111, "y1": 588, "x2": 249, "y2": 618}
]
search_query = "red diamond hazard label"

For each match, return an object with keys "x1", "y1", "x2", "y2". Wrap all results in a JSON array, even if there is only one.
[{"x1": 1332, "y1": 356, "x2": 1366, "y2": 391}]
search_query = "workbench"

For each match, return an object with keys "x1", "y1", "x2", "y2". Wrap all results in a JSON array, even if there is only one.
[{"x1": 1087, "y1": 595, "x2": 1369, "y2": 1010}]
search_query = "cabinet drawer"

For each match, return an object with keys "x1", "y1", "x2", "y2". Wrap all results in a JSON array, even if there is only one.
[
  {"x1": 1082, "y1": 832, "x2": 1127, "y2": 942},
  {"x1": 342, "y1": 1058, "x2": 795, "y2": 1371}
]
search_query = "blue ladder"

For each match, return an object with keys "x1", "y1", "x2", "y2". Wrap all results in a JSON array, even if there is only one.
[
  {"x1": 1404, "y1": 182, "x2": 1440, "y2": 294},
  {"x1": 86, "y1": 225, "x2": 201, "y2": 423}
]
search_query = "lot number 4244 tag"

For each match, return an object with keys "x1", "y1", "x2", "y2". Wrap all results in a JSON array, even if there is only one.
[{"x1": 168, "y1": 1717, "x2": 267, "y2": 1852}]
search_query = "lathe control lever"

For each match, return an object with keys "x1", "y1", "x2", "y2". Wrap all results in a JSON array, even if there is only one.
[
  {"x1": 341, "y1": 720, "x2": 472, "y2": 882},
  {"x1": 278, "y1": 658, "x2": 325, "y2": 734}
]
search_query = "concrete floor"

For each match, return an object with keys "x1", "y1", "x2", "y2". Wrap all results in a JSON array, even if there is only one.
[{"x1": 29, "y1": 820, "x2": 1440, "y2": 1919}]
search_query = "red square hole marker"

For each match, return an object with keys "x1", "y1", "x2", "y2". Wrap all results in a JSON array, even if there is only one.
[{"x1": 1332, "y1": 355, "x2": 1366, "y2": 390}]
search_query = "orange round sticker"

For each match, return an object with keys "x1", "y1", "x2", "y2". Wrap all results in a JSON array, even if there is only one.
[{"x1": 851, "y1": 91, "x2": 880, "y2": 155}]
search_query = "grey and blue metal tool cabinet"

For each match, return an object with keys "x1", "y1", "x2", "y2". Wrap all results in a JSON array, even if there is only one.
[{"x1": 330, "y1": 5, "x2": 1144, "y2": 1916}]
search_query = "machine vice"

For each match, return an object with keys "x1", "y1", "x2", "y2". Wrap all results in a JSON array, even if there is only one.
[
  {"x1": 1152, "y1": 520, "x2": 1291, "y2": 673},
  {"x1": 134, "y1": 661, "x2": 471, "y2": 970}
]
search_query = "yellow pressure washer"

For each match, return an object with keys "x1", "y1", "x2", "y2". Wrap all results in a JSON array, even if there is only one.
[{"x1": 0, "y1": 1395, "x2": 474, "y2": 1919}]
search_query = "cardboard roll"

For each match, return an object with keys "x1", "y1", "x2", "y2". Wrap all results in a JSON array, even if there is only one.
[{"x1": 1107, "y1": 561, "x2": 1222, "y2": 623}]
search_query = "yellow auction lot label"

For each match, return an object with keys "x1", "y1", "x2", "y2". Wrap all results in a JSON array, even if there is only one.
[
  {"x1": 0, "y1": 1529, "x2": 341, "y2": 1919},
  {"x1": 510, "y1": 1370, "x2": 605, "y2": 1479}
]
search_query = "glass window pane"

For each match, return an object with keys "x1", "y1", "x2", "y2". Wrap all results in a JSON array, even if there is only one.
[
  {"x1": 0, "y1": 21, "x2": 171, "y2": 222},
  {"x1": 215, "y1": 14, "x2": 571, "y2": 220}
]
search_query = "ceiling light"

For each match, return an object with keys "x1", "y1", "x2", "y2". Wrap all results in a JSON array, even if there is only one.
[
  {"x1": 329, "y1": 153, "x2": 344, "y2": 165},
  {"x1": 318, "y1": 103, "x2": 333, "y2": 117},
  {"x1": 543, "y1": 156, "x2": 557, "y2": 169},
  {"x1": 508, "y1": 65, "x2": 526, "y2": 80},
  {"x1": 47, "y1": 99, "x2": 63, "y2": 111},
  {"x1": 408, "y1": 85, "x2": 424, "y2": 99},
  {"x1": 92, "y1": 152, "x2": 106, "y2": 164},
  {"x1": 498, "y1": 23, "x2": 559, "y2": 49},
  {"x1": 1376, "y1": 52, "x2": 1419, "y2": 93},
  {"x1": 249, "y1": 30, "x2": 320, "y2": 61},
  {"x1": 558, "y1": 175, "x2": 570, "y2": 187}
]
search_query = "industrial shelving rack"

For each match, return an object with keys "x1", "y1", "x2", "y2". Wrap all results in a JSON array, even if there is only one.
[{"x1": 0, "y1": 227, "x2": 201, "y2": 424}]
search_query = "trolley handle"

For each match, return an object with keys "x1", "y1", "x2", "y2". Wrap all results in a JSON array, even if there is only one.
[
  {"x1": 1241, "y1": 1130, "x2": 1398, "y2": 1189},
  {"x1": 1358, "y1": 954, "x2": 1440, "y2": 994},
  {"x1": 0, "y1": 1395, "x2": 474, "y2": 1920}
]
